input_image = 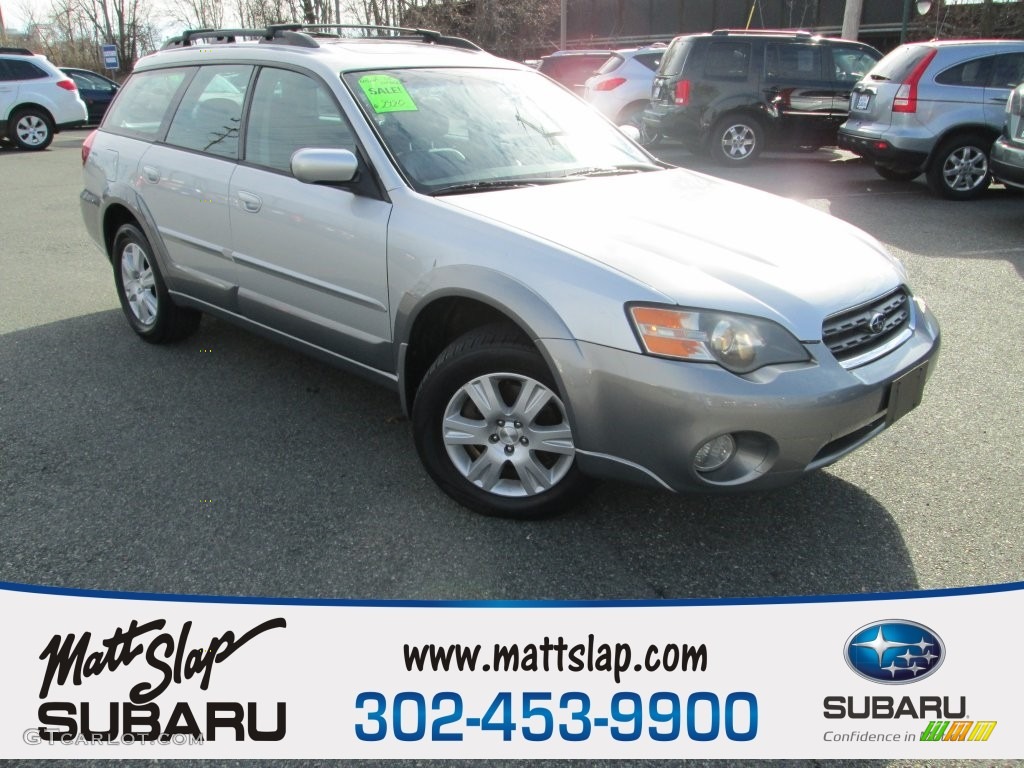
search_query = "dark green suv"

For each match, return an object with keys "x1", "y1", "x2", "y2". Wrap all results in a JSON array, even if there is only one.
[{"x1": 640, "y1": 30, "x2": 880, "y2": 164}]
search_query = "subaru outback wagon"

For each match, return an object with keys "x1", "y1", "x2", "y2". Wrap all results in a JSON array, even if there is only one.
[
  {"x1": 641, "y1": 30, "x2": 880, "y2": 163},
  {"x1": 80, "y1": 24, "x2": 940, "y2": 518}
]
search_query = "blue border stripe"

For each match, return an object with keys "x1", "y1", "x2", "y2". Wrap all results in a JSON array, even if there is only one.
[{"x1": 1, "y1": 579, "x2": 1022, "y2": 607}]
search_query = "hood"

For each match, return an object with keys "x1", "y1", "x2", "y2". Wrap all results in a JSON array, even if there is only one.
[{"x1": 438, "y1": 168, "x2": 905, "y2": 341}]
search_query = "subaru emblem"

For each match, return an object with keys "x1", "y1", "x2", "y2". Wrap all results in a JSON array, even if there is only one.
[{"x1": 845, "y1": 620, "x2": 944, "y2": 684}]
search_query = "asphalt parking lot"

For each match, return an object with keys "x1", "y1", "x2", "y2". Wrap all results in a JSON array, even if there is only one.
[
  {"x1": 2, "y1": 132, "x2": 1022, "y2": 768},
  {"x1": 1, "y1": 131, "x2": 1022, "y2": 603}
]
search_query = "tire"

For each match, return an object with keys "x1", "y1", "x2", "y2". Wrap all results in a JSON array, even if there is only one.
[
  {"x1": 710, "y1": 115, "x2": 763, "y2": 165},
  {"x1": 412, "y1": 324, "x2": 590, "y2": 518},
  {"x1": 926, "y1": 134, "x2": 992, "y2": 200},
  {"x1": 111, "y1": 224, "x2": 201, "y2": 343},
  {"x1": 8, "y1": 108, "x2": 54, "y2": 151},
  {"x1": 874, "y1": 164, "x2": 921, "y2": 182},
  {"x1": 638, "y1": 120, "x2": 662, "y2": 148}
]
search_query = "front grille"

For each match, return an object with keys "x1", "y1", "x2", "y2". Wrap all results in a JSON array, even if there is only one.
[{"x1": 823, "y1": 287, "x2": 911, "y2": 366}]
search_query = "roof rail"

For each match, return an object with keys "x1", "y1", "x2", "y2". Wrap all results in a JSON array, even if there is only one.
[
  {"x1": 710, "y1": 28, "x2": 814, "y2": 37},
  {"x1": 0, "y1": 46, "x2": 35, "y2": 55},
  {"x1": 287, "y1": 23, "x2": 482, "y2": 51},
  {"x1": 161, "y1": 23, "x2": 481, "y2": 52}
]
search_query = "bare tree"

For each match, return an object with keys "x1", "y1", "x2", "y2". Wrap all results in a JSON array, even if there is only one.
[{"x1": 164, "y1": 0, "x2": 225, "y2": 29}]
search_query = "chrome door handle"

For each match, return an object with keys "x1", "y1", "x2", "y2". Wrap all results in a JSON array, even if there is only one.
[
  {"x1": 142, "y1": 165, "x2": 160, "y2": 183},
  {"x1": 237, "y1": 191, "x2": 262, "y2": 213}
]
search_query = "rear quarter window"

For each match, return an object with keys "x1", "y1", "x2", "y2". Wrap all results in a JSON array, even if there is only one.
[
  {"x1": 704, "y1": 42, "x2": 751, "y2": 80},
  {"x1": 935, "y1": 56, "x2": 994, "y2": 87},
  {"x1": 103, "y1": 67, "x2": 191, "y2": 138}
]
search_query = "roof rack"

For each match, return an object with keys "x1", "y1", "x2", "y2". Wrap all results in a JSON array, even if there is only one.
[
  {"x1": 710, "y1": 29, "x2": 814, "y2": 37},
  {"x1": 0, "y1": 47, "x2": 36, "y2": 55},
  {"x1": 162, "y1": 23, "x2": 481, "y2": 52}
]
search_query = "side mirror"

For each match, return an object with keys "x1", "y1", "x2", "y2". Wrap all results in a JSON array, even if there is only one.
[{"x1": 291, "y1": 148, "x2": 359, "y2": 184}]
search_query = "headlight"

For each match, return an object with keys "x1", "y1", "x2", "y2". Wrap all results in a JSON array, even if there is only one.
[{"x1": 628, "y1": 305, "x2": 810, "y2": 374}]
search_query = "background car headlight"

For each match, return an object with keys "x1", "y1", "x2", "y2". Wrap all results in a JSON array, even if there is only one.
[{"x1": 628, "y1": 305, "x2": 810, "y2": 374}]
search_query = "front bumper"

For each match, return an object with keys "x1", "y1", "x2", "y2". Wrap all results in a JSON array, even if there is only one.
[
  {"x1": 991, "y1": 135, "x2": 1024, "y2": 189},
  {"x1": 546, "y1": 301, "x2": 940, "y2": 493}
]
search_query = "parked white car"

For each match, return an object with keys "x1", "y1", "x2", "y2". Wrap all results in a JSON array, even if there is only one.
[
  {"x1": 584, "y1": 45, "x2": 665, "y2": 126},
  {"x1": 0, "y1": 47, "x2": 88, "y2": 150}
]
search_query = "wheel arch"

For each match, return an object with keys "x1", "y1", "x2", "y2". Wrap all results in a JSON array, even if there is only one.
[
  {"x1": 926, "y1": 124, "x2": 1000, "y2": 166},
  {"x1": 9, "y1": 102, "x2": 55, "y2": 124},
  {"x1": 394, "y1": 271, "x2": 577, "y2": 418}
]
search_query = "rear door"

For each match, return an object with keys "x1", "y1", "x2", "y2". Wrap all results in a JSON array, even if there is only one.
[
  {"x1": 763, "y1": 42, "x2": 833, "y2": 144},
  {"x1": 136, "y1": 64, "x2": 252, "y2": 309},
  {"x1": 985, "y1": 51, "x2": 1024, "y2": 125},
  {"x1": 847, "y1": 44, "x2": 936, "y2": 128}
]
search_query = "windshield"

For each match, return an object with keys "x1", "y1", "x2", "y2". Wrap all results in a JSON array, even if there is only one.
[{"x1": 344, "y1": 67, "x2": 657, "y2": 193}]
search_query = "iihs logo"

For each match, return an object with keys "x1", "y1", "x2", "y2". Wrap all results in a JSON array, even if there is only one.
[
  {"x1": 845, "y1": 620, "x2": 943, "y2": 684},
  {"x1": 921, "y1": 720, "x2": 997, "y2": 742}
]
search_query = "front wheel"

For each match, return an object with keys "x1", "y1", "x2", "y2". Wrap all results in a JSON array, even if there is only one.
[
  {"x1": 710, "y1": 115, "x2": 763, "y2": 165},
  {"x1": 926, "y1": 134, "x2": 992, "y2": 200},
  {"x1": 112, "y1": 223, "x2": 201, "y2": 343},
  {"x1": 412, "y1": 325, "x2": 590, "y2": 518}
]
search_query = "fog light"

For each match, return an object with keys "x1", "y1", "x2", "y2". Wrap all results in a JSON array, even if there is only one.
[{"x1": 694, "y1": 434, "x2": 736, "y2": 473}]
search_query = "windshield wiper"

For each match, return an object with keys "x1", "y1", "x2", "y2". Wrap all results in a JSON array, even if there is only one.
[
  {"x1": 431, "y1": 178, "x2": 578, "y2": 196},
  {"x1": 564, "y1": 163, "x2": 663, "y2": 177}
]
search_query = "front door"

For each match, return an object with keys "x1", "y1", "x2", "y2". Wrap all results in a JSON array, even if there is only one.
[{"x1": 230, "y1": 67, "x2": 393, "y2": 372}]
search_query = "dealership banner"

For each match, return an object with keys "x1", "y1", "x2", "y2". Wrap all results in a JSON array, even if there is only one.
[{"x1": 0, "y1": 581, "x2": 1020, "y2": 759}]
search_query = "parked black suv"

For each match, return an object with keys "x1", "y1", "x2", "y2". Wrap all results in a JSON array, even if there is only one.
[{"x1": 640, "y1": 30, "x2": 880, "y2": 164}]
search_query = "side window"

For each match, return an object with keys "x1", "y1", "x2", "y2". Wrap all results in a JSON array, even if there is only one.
[
  {"x1": 831, "y1": 47, "x2": 879, "y2": 84},
  {"x1": 705, "y1": 42, "x2": 751, "y2": 80},
  {"x1": 103, "y1": 67, "x2": 190, "y2": 138},
  {"x1": 765, "y1": 43, "x2": 823, "y2": 83},
  {"x1": 165, "y1": 65, "x2": 252, "y2": 159},
  {"x1": 245, "y1": 67, "x2": 356, "y2": 173},
  {"x1": 989, "y1": 53, "x2": 1024, "y2": 89},
  {"x1": 5, "y1": 59, "x2": 47, "y2": 79},
  {"x1": 635, "y1": 52, "x2": 663, "y2": 72},
  {"x1": 935, "y1": 57, "x2": 993, "y2": 87}
]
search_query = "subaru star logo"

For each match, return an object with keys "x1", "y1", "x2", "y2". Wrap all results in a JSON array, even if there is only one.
[
  {"x1": 845, "y1": 620, "x2": 944, "y2": 684},
  {"x1": 868, "y1": 312, "x2": 886, "y2": 334}
]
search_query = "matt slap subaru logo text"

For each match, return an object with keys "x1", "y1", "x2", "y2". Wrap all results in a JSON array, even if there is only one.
[{"x1": 845, "y1": 620, "x2": 944, "y2": 684}]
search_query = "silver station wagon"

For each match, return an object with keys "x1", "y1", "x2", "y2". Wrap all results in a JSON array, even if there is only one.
[{"x1": 80, "y1": 24, "x2": 941, "y2": 518}]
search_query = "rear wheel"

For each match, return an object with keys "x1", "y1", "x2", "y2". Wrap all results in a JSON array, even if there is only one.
[
  {"x1": 710, "y1": 115, "x2": 763, "y2": 165},
  {"x1": 412, "y1": 325, "x2": 590, "y2": 518},
  {"x1": 874, "y1": 164, "x2": 921, "y2": 182},
  {"x1": 8, "y1": 108, "x2": 53, "y2": 151},
  {"x1": 112, "y1": 223, "x2": 201, "y2": 343},
  {"x1": 926, "y1": 134, "x2": 992, "y2": 200}
]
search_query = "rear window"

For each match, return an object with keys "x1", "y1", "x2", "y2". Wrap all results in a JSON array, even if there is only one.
[
  {"x1": 659, "y1": 39, "x2": 693, "y2": 78},
  {"x1": 865, "y1": 44, "x2": 935, "y2": 83}
]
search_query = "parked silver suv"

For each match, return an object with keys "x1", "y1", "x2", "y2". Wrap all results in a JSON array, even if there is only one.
[
  {"x1": 80, "y1": 25, "x2": 940, "y2": 518},
  {"x1": 839, "y1": 39, "x2": 1024, "y2": 200}
]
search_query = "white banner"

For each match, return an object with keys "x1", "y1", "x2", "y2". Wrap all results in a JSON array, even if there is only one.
[{"x1": 0, "y1": 581, "x2": 1020, "y2": 759}]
